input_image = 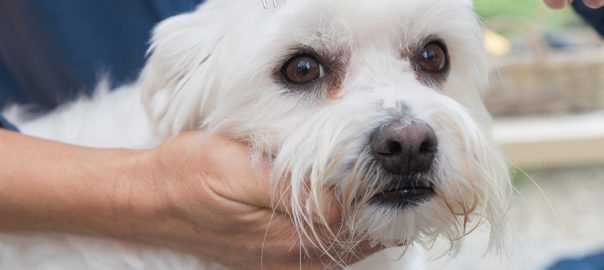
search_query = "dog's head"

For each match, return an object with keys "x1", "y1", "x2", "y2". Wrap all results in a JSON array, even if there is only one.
[{"x1": 141, "y1": 0, "x2": 510, "y2": 261}]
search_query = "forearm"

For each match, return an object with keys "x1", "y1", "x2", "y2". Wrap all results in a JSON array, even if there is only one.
[
  {"x1": 0, "y1": 130, "x2": 232, "y2": 256},
  {"x1": 0, "y1": 130, "x2": 161, "y2": 238}
]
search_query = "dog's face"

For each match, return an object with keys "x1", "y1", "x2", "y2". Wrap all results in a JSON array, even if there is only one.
[{"x1": 142, "y1": 0, "x2": 510, "y2": 259}]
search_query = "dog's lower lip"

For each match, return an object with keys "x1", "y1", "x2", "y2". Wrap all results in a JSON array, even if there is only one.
[{"x1": 371, "y1": 186, "x2": 435, "y2": 208}]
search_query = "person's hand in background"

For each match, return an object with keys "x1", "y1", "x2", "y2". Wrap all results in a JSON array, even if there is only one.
[{"x1": 544, "y1": 0, "x2": 604, "y2": 9}]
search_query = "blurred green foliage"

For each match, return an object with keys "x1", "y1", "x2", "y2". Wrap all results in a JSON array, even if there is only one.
[
  {"x1": 510, "y1": 168, "x2": 532, "y2": 189},
  {"x1": 475, "y1": 0, "x2": 542, "y2": 22},
  {"x1": 474, "y1": 0, "x2": 584, "y2": 35}
]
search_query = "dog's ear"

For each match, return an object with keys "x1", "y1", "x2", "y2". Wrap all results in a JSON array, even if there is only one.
[{"x1": 140, "y1": 1, "x2": 228, "y2": 138}]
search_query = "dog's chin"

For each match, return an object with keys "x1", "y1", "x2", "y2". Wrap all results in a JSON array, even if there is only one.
[
  {"x1": 368, "y1": 175, "x2": 436, "y2": 210},
  {"x1": 370, "y1": 186, "x2": 435, "y2": 210},
  {"x1": 343, "y1": 174, "x2": 443, "y2": 247}
]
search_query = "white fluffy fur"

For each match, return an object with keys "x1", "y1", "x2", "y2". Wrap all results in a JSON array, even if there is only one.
[{"x1": 1, "y1": 0, "x2": 511, "y2": 269}]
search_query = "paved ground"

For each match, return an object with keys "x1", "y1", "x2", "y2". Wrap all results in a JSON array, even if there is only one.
[{"x1": 425, "y1": 166, "x2": 604, "y2": 270}]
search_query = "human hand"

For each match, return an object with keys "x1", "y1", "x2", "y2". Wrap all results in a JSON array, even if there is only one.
[
  {"x1": 142, "y1": 132, "x2": 380, "y2": 269},
  {"x1": 0, "y1": 130, "x2": 379, "y2": 269},
  {"x1": 544, "y1": 0, "x2": 604, "y2": 9}
]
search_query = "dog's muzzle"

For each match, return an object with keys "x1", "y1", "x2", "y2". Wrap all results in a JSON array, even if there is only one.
[{"x1": 369, "y1": 120, "x2": 438, "y2": 208}]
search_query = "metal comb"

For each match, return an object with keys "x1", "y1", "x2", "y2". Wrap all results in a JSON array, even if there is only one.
[{"x1": 262, "y1": 0, "x2": 285, "y2": 9}]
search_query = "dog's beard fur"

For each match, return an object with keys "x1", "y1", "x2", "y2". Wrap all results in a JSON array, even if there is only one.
[
  {"x1": 139, "y1": 0, "x2": 511, "y2": 266},
  {"x1": 273, "y1": 91, "x2": 510, "y2": 261}
]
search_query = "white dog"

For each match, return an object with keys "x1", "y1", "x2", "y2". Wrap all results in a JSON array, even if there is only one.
[{"x1": 1, "y1": 0, "x2": 511, "y2": 269}]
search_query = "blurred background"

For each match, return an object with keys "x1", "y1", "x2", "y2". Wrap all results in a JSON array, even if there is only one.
[{"x1": 428, "y1": 1, "x2": 604, "y2": 269}]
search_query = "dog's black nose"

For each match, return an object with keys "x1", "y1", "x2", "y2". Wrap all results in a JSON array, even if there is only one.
[{"x1": 370, "y1": 120, "x2": 438, "y2": 175}]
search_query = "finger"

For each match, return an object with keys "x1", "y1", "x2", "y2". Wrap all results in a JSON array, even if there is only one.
[
  {"x1": 189, "y1": 133, "x2": 344, "y2": 240},
  {"x1": 269, "y1": 181, "x2": 343, "y2": 227},
  {"x1": 584, "y1": 0, "x2": 604, "y2": 8},
  {"x1": 317, "y1": 239, "x2": 384, "y2": 267},
  {"x1": 544, "y1": 0, "x2": 572, "y2": 9},
  {"x1": 199, "y1": 135, "x2": 342, "y2": 227}
]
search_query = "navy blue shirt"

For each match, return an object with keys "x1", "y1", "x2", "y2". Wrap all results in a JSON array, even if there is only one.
[
  {"x1": 573, "y1": 1, "x2": 604, "y2": 37},
  {"x1": 548, "y1": 250, "x2": 604, "y2": 270},
  {"x1": 0, "y1": 0, "x2": 203, "y2": 112},
  {"x1": 0, "y1": 115, "x2": 18, "y2": 131}
]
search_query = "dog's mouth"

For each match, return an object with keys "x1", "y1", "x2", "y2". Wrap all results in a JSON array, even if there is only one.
[{"x1": 370, "y1": 181, "x2": 435, "y2": 209}]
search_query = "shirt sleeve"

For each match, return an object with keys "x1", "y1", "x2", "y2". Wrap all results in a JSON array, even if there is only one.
[
  {"x1": 0, "y1": 0, "x2": 204, "y2": 111},
  {"x1": 0, "y1": 114, "x2": 19, "y2": 132},
  {"x1": 572, "y1": 1, "x2": 604, "y2": 37}
]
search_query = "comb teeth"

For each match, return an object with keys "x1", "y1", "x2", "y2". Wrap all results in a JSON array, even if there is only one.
[{"x1": 262, "y1": 0, "x2": 285, "y2": 9}]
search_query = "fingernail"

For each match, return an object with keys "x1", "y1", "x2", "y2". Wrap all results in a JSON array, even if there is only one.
[
  {"x1": 584, "y1": 0, "x2": 604, "y2": 8},
  {"x1": 545, "y1": 0, "x2": 568, "y2": 9}
]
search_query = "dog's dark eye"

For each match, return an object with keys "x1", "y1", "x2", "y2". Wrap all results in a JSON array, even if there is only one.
[
  {"x1": 281, "y1": 55, "x2": 325, "y2": 85},
  {"x1": 415, "y1": 42, "x2": 448, "y2": 74}
]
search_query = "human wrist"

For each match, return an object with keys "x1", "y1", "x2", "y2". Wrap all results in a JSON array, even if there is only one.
[
  {"x1": 126, "y1": 134, "x2": 279, "y2": 259},
  {"x1": 88, "y1": 147, "x2": 183, "y2": 242},
  {"x1": 38, "y1": 146, "x2": 165, "y2": 240},
  {"x1": 0, "y1": 131, "x2": 168, "y2": 242}
]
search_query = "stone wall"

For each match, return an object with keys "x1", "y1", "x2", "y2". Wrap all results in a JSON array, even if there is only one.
[{"x1": 484, "y1": 48, "x2": 604, "y2": 118}]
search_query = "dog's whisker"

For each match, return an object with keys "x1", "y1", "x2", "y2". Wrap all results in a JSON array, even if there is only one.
[
  {"x1": 509, "y1": 164, "x2": 579, "y2": 255},
  {"x1": 260, "y1": 207, "x2": 278, "y2": 270}
]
